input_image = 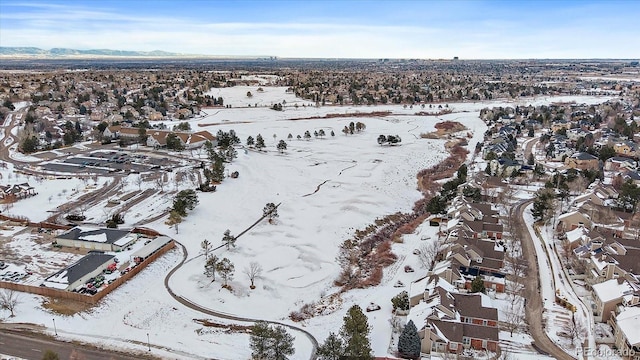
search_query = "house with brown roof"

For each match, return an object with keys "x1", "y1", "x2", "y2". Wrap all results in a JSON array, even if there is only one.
[
  {"x1": 408, "y1": 284, "x2": 500, "y2": 354},
  {"x1": 565, "y1": 152, "x2": 600, "y2": 170},
  {"x1": 460, "y1": 219, "x2": 503, "y2": 240}
]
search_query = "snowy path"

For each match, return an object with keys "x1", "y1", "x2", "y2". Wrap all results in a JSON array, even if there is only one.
[{"x1": 524, "y1": 204, "x2": 593, "y2": 359}]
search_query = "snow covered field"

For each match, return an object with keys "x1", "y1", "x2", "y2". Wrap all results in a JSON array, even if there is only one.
[{"x1": 0, "y1": 90, "x2": 616, "y2": 359}]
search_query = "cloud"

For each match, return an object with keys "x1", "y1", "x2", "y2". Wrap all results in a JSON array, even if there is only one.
[{"x1": 1, "y1": 1, "x2": 638, "y2": 59}]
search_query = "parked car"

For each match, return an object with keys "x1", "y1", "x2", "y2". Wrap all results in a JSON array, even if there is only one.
[{"x1": 366, "y1": 303, "x2": 381, "y2": 312}]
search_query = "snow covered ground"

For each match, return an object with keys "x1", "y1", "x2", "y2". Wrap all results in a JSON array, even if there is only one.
[{"x1": 0, "y1": 91, "x2": 616, "y2": 359}]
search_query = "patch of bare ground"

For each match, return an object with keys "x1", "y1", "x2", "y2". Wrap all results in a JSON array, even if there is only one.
[
  {"x1": 197, "y1": 120, "x2": 253, "y2": 127},
  {"x1": 42, "y1": 297, "x2": 94, "y2": 315},
  {"x1": 420, "y1": 120, "x2": 468, "y2": 139},
  {"x1": 287, "y1": 111, "x2": 391, "y2": 121},
  {"x1": 193, "y1": 319, "x2": 253, "y2": 332},
  {"x1": 413, "y1": 109, "x2": 453, "y2": 116}
]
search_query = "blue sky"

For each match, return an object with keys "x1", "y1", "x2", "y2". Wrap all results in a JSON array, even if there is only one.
[{"x1": 1, "y1": 0, "x2": 638, "y2": 59}]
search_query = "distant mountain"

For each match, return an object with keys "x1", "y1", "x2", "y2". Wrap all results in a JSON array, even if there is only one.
[{"x1": 0, "y1": 47, "x2": 185, "y2": 57}]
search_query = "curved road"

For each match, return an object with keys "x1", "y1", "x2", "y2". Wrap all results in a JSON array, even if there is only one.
[
  {"x1": 514, "y1": 198, "x2": 575, "y2": 360},
  {"x1": 164, "y1": 241, "x2": 319, "y2": 360}
]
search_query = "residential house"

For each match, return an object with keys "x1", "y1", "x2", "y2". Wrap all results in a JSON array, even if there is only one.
[
  {"x1": 604, "y1": 157, "x2": 637, "y2": 172},
  {"x1": 0, "y1": 183, "x2": 36, "y2": 200},
  {"x1": 409, "y1": 284, "x2": 500, "y2": 354},
  {"x1": 55, "y1": 227, "x2": 138, "y2": 252},
  {"x1": 614, "y1": 141, "x2": 638, "y2": 157},
  {"x1": 565, "y1": 152, "x2": 600, "y2": 170},
  {"x1": 610, "y1": 306, "x2": 640, "y2": 360},
  {"x1": 592, "y1": 278, "x2": 639, "y2": 322},
  {"x1": 557, "y1": 211, "x2": 593, "y2": 231}
]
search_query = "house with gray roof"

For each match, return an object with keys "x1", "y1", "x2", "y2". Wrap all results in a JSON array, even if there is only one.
[
  {"x1": 56, "y1": 226, "x2": 138, "y2": 251},
  {"x1": 42, "y1": 252, "x2": 115, "y2": 291}
]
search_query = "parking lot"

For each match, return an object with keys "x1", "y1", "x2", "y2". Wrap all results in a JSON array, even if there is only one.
[{"x1": 39, "y1": 150, "x2": 180, "y2": 175}]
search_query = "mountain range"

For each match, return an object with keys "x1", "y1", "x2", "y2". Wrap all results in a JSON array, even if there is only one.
[{"x1": 0, "y1": 47, "x2": 189, "y2": 57}]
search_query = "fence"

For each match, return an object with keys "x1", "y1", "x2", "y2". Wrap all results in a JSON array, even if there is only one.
[
  {"x1": 0, "y1": 240, "x2": 175, "y2": 304},
  {"x1": 0, "y1": 213, "x2": 72, "y2": 231}
]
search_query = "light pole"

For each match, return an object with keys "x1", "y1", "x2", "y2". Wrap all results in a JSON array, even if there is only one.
[
  {"x1": 52, "y1": 318, "x2": 57, "y2": 336},
  {"x1": 147, "y1": 333, "x2": 151, "y2": 352}
]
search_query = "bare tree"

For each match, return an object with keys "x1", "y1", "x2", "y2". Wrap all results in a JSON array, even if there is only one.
[
  {"x1": 562, "y1": 313, "x2": 585, "y2": 346},
  {"x1": 504, "y1": 297, "x2": 525, "y2": 336},
  {"x1": 244, "y1": 262, "x2": 263, "y2": 289},
  {"x1": 0, "y1": 289, "x2": 21, "y2": 317},
  {"x1": 416, "y1": 240, "x2": 440, "y2": 270},
  {"x1": 155, "y1": 177, "x2": 165, "y2": 193},
  {"x1": 135, "y1": 175, "x2": 143, "y2": 190}
]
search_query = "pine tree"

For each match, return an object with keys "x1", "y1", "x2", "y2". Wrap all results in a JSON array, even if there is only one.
[
  {"x1": 250, "y1": 322, "x2": 295, "y2": 360},
  {"x1": 317, "y1": 332, "x2": 344, "y2": 360},
  {"x1": 216, "y1": 257, "x2": 234, "y2": 287},
  {"x1": 204, "y1": 255, "x2": 218, "y2": 281},
  {"x1": 340, "y1": 305, "x2": 372, "y2": 358},
  {"x1": 247, "y1": 136, "x2": 255, "y2": 146},
  {"x1": 269, "y1": 325, "x2": 295, "y2": 360},
  {"x1": 250, "y1": 321, "x2": 271, "y2": 359},
  {"x1": 471, "y1": 275, "x2": 485, "y2": 293},
  {"x1": 221, "y1": 229, "x2": 236, "y2": 250},
  {"x1": 256, "y1": 134, "x2": 265, "y2": 150},
  {"x1": 263, "y1": 202, "x2": 279, "y2": 223},
  {"x1": 391, "y1": 291, "x2": 409, "y2": 312},
  {"x1": 277, "y1": 140, "x2": 287, "y2": 153},
  {"x1": 397, "y1": 320, "x2": 421, "y2": 359}
]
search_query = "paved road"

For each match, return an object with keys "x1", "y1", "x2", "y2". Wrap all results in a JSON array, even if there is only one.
[
  {"x1": 0, "y1": 330, "x2": 157, "y2": 360},
  {"x1": 514, "y1": 198, "x2": 576, "y2": 360}
]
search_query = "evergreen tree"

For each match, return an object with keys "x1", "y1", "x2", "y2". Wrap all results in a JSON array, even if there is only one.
[
  {"x1": 318, "y1": 129, "x2": 326, "y2": 137},
  {"x1": 391, "y1": 291, "x2": 410, "y2": 312},
  {"x1": 256, "y1": 134, "x2": 265, "y2": 150},
  {"x1": 204, "y1": 255, "x2": 219, "y2": 280},
  {"x1": 317, "y1": 332, "x2": 344, "y2": 360},
  {"x1": 330, "y1": 130, "x2": 335, "y2": 137},
  {"x1": 340, "y1": 305, "x2": 372, "y2": 358},
  {"x1": 172, "y1": 190, "x2": 199, "y2": 217},
  {"x1": 397, "y1": 320, "x2": 421, "y2": 359},
  {"x1": 247, "y1": 135, "x2": 255, "y2": 147},
  {"x1": 304, "y1": 130, "x2": 311, "y2": 140},
  {"x1": 250, "y1": 321, "x2": 295, "y2": 360},
  {"x1": 221, "y1": 229, "x2": 236, "y2": 250},
  {"x1": 216, "y1": 257, "x2": 234, "y2": 287},
  {"x1": 263, "y1": 202, "x2": 279, "y2": 223},
  {"x1": 471, "y1": 275, "x2": 485, "y2": 293},
  {"x1": 277, "y1": 140, "x2": 287, "y2": 153},
  {"x1": 269, "y1": 325, "x2": 295, "y2": 360},
  {"x1": 225, "y1": 146, "x2": 237, "y2": 162},
  {"x1": 250, "y1": 321, "x2": 271, "y2": 359}
]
